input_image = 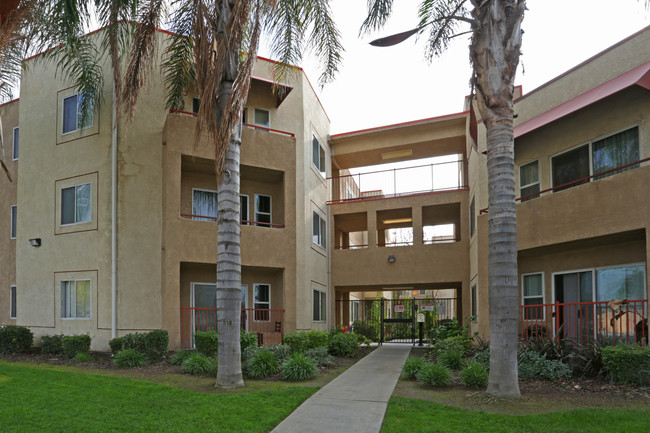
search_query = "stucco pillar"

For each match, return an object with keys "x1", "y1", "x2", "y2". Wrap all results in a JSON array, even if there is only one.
[
  {"x1": 412, "y1": 205, "x2": 423, "y2": 245},
  {"x1": 367, "y1": 211, "x2": 377, "y2": 248},
  {"x1": 646, "y1": 229, "x2": 650, "y2": 340},
  {"x1": 342, "y1": 232, "x2": 350, "y2": 249}
]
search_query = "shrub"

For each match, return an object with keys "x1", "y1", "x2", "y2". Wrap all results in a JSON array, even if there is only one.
[
  {"x1": 268, "y1": 344, "x2": 292, "y2": 364},
  {"x1": 74, "y1": 352, "x2": 92, "y2": 362},
  {"x1": 602, "y1": 344, "x2": 650, "y2": 385},
  {"x1": 121, "y1": 332, "x2": 147, "y2": 354},
  {"x1": 61, "y1": 335, "x2": 91, "y2": 359},
  {"x1": 41, "y1": 334, "x2": 64, "y2": 355},
  {"x1": 246, "y1": 348, "x2": 279, "y2": 379},
  {"x1": 305, "y1": 330, "x2": 329, "y2": 349},
  {"x1": 242, "y1": 345, "x2": 260, "y2": 363},
  {"x1": 304, "y1": 346, "x2": 334, "y2": 367},
  {"x1": 438, "y1": 348, "x2": 464, "y2": 370},
  {"x1": 518, "y1": 350, "x2": 572, "y2": 381},
  {"x1": 352, "y1": 320, "x2": 379, "y2": 342},
  {"x1": 182, "y1": 353, "x2": 217, "y2": 376},
  {"x1": 281, "y1": 353, "x2": 318, "y2": 381},
  {"x1": 328, "y1": 333, "x2": 359, "y2": 357},
  {"x1": 432, "y1": 335, "x2": 471, "y2": 357},
  {"x1": 240, "y1": 331, "x2": 258, "y2": 353},
  {"x1": 108, "y1": 337, "x2": 123, "y2": 355},
  {"x1": 169, "y1": 350, "x2": 193, "y2": 366},
  {"x1": 471, "y1": 346, "x2": 490, "y2": 371},
  {"x1": 0, "y1": 326, "x2": 33, "y2": 354},
  {"x1": 402, "y1": 356, "x2": 427, "y2": 380},
  {"x1": 429, "y1": 318, "x2": 466, "y2": 342},
  {"x1": 416, "y1": 362, "x2": 451, "y2": 387},
  {"x1": 114, "y1": 349, "x2": 147, "y2": 368},
  {"x1": 283, "y1": 331, "x2": 309, "y2": 353},
  {"x1": 194, "y1": 330, "x2": 219, "y2": 357},
  {"x1": 143, "y1": 330, "x2": 169, "y2": 362},
  {"x1": 461, "y1": 361, "x2": 488, "y2": 388}
]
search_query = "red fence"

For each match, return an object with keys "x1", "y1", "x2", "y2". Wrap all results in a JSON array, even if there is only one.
[
  {"x1": 180, "y1": 307, "x2": 285, "y2": 349},
  {"x1": 520, "y1": 299, "x2": 648, "y2": 346}
]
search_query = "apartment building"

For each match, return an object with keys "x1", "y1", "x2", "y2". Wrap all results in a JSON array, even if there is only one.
[{"x1": 2, "y1": 26, "x2": 649, "y2": 350}]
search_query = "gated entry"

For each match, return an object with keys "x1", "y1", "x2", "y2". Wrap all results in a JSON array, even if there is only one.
[{"x1": 336, "y1": 297, "x2": 459, "y2": 345}]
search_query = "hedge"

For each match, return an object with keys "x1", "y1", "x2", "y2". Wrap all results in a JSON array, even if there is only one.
[
  {"x1": 602, "y1": 344, "x2": 650, "y2": 385},
  {"x1": 62, "y1": 335, "x2": 91, "y2": 359},
  {"x1": 0, "y1": 326, "x2": 33, "y2": 354}
]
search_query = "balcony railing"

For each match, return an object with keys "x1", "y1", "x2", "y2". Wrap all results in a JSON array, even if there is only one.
[
  {"x1": 180, "y1": 307, "x2": 285, "y2": 349},
  {"x1": 328, "y1": 159, "x2": 467, "y2": 204},
  {"x1": 180, "y1": 213, "x2": 285, "y2": 228},
  {"x1": 520, "y1": 299, "x2": 648, "y2": 346},
  {"x1": 168, "y1": 109, "x2": 295, "y2": 138}
]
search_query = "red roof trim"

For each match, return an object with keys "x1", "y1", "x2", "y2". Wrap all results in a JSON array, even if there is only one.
[
  {"x1": 514, "y1": 60, "x2": 650, "y2": 138},
  {"x1": 331, "y1": 111, "x2": 470, "y2": 139},
  {"x1": 0, "y1": 97, "x2": 19, "y2": 108}
]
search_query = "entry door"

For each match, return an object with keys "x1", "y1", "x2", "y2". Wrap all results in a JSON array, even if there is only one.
[
  {"x1": 554, "y1": 272, "x2": 594, "y2": 343},
  {"x1": 241, "y1": 285, "x2": 248, "y2": 331},
  {"x1": 191, "y1": 283, "x2": 217, "y2": 334}
]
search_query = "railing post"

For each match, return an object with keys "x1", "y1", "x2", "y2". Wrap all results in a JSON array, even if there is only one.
[{"x1": 380, "y1": 299, "x2": 384, "y2": 345}]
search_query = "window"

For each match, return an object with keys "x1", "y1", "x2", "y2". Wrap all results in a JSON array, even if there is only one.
[
  {"x1": 254, "y1": 284, "x2": 270, "y2": 321},
  {"x1": 551, "y1": 126, "x2": 639, "y2": 191},
  {"x1": 192, "y1": 188, "x2": 218, "y2": 221},
  {"x1": 469, "y1": 196, "x2": 475, "y2": 238},
  {"x1": 312, "y1": 211, "x2": 326, "y2": 248},
  {"x1": 470, "y1": 284, "x2": 477, "y2": 318},
  {"x1": 522, "y1": 273, "x2": 544, "y2": 320},
  {"x1": 254, "y1": 194, "x2": 271, "y2": 227},
  {"x1": 61, "y1": 279, "x2": 91, "y2": 319},
  {"x1": 192, "y1": 97, "x2": 200, "y2": 114},
  {"x1": 10, "y1": 285, "x2": 16, "y2": 319},
  {"x1": 313, "y1": 289, "x2": 326, "y2": 322},
  {"x1": 61, "y1": 183, "x2": 91, "y2": 225},
  {"x1": 254, "y1": 108, "x2": 270, "y2": 129},
  {"x1": 240, "y1": 194, "x2": 249, "y2": 225},
  {"x1": 351, "y1": 300, "x2": 360, "y2": 323},
  {"x1": 62, "y1": 93, "x2": 93, "y2": 134},
  {"x1": 12, "y1": 127, "x2": 18, "y2": 160},
  {"x1": 312, "y1": 135, "x2": 326, "y2": 177},
  {"x1": 596, "y1": 264, "x2": 645, "y2": 301},
  {"x1": 242, "y1": 107, "x2": 248, "y2": 124},
  {"x1": 519, "y1": 160, "x2": 540, "y2": 201},
  {"x1": 10, "y1": 205, "x2": 16, "y2": 239}
]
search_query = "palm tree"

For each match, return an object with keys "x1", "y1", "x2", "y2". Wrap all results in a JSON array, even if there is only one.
[
  {"x1": 121, "y1": 0, "x2": 342, "y2": 388},
  {"x1": 362, "y1": 0, "x2": 525, "y2": 398}
]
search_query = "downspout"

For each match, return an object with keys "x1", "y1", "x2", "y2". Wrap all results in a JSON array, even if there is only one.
[{"x1": 111, "y1": 80, "x2": 118, "y2": 339}]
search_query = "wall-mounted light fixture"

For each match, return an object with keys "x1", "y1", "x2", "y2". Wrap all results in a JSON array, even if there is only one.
[
  {"x1": 387, "y1": 255, "x2": 396, "y2": 264},
  {"x1": 29, "y1": 238, "x2": 41, "y2": 247}
]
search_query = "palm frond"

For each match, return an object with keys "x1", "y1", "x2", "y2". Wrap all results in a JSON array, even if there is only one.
[
  {"x1": 263, "y1": 0, "x2": 303, "y2": 83},
  {"x1": 162, "y1": 0, "x2": 197, "y2": 111},
  {"x1": 303, "y1": 0, "x2": 343, "y2": 86},
  {"x1": 418, "y1": 0, "x2": 470, "y2": 62},
  {"x1": 360, "y1": 0, "x2": 394, "y2": 36}
]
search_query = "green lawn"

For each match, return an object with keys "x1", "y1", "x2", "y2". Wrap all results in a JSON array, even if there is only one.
[
  {"x1": 382, "y1": 397, "x2": 650, "y2": 433},
  {"x1": 0, "y1": 362, "x2": 316, "y2": 433}
]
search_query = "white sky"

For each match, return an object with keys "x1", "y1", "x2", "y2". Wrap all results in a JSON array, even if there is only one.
[{"x1": 266, "y1": 0, "x2": 650, "y2": 135}]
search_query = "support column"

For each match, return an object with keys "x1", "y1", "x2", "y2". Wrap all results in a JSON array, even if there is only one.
[
  {"x1": 412, "y1": 205, "x2": 423, "y2": 245},
  {"x1": 367, "y1": 211, "x2": 377, "y2": 248}
]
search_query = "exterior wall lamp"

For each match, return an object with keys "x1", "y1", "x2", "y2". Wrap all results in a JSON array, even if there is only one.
[
  {"x1": 387, "y1": 255, "x2": 396, "y2": 264},
  {"x1": 29, "y1": 238, "x2": 41, "y2": 247}
]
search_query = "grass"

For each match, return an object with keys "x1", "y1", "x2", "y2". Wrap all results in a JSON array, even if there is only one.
[
  {"x1": 0, "y1": 361, "x2": 316, "y2": 432},
  {"x1": 382, "y1": 396, "x2": 650, "y2": 433}
]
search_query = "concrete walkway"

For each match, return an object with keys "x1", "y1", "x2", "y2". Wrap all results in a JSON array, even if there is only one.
[{"x1": 271, "y1": 344, "x2": 412, "y2": 433}]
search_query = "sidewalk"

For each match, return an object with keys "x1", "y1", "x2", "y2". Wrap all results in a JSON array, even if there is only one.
[{"x1": 271, "y1": 344, "x2": 412, "y2": 433}]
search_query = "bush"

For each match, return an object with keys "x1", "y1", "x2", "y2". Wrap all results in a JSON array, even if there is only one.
[
  {"x1": 518, "y1": 350, "x2": 572, "y2": 381},
  {"x1": 471, "y1": 347, "x2": 490, "y2": 371},
  {"x1": 108, "y1": 337, "x2": 123, "y2": 355},
  {"x1": 352, "y1": 320, "x2": 379, "y2": 342},
  {"x1": 113, "y1": 349, "x2": 147, "y2": 368},
  {"x1": 432, "y1": 335, "x2": 471, "y2": 357},
  {"x1": 328, "y1": 333, "x2": 359, "y2": 357},
  {"x1": 121, "y1": 332, "x2": 147, "y2": 354},
  {"x1": 402, "y1": 356, "x2": 427, "y2": 380},
  {"x1": 169, "y1": 350, "x2": 193, "y2": 366},
  {"x1": 602, "y1": 344, "x2": 650, "y2": 385},
  {"x1": 242, "y1": 345, "x2": 260, "y2": 363},
  {"x1": 268, "y1": 344, "x2": 292, "y2": 364},
  {"x1": 194, "y1": 330, "x2": 219, "y2": 357},
  {"x1": 461, "y1": 361, "x2": 488, "y2": 388},
  {"x1": 304, "y1": 346, "x2": 334, "y2": 367},
  {"x1": 281, "y1": 353, "x2": 318, "y2": 381},
  {"x1": 41, "y1": 334, "x2": 64, "y2": 355},
  {"x1": 283, "y1": 331, "x2": 309, "y2": 353},
  {"x1": 438, "y1": 348, "x2": 464, "y2": 370},
  {"x1": 305, "y1": 330, "x2": 329, "y2": 349},
  {"x1": 246, "y1": 348, "x2": 279, "y2": 379},
  {"x1": 182, "y1": 353, "x2": 217, "y2": 376},
  {"x1": 240, "y1": 331, "x2": 258, "y2": 353},
  {"x1": 143, "y1": 330, "x2": 169, "y2": 362},
  {"x1": 429, "y1": 318, "x2": 466, "y2": 342},
  {"x1": 0, "y1": 326, "x2": 33, "y2": 354},
  {"x1": 74, "y1": 352, "x2": 92, "y2": 362},
  {"x1": 61, "y1": 335, "x2": 91, "y2": 359},
  {"x1": 416, "y1": 362, "x2": 451, "y2": 387}
]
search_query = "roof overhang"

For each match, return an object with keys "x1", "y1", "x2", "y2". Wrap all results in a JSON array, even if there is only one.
[
  {"x1": 250, "y1": 76, "x2": 293, "y2": 108},
  {"x1": 515, "y1": 60, "x2": 650, "y2": 138}
]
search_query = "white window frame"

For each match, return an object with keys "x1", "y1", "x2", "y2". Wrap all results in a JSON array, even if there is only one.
[
  {"x1": 253, "y1": 108, "x2": 270, "y2": 129},
  {"x1": 312, "y1": 134, "x2": 326, "y2": 177},
  {"x1": 61, "y1": 279, "x2": 92, "y2": 320},
  {"x1": 254, "y1": 194, "x2": 272, "y2": 227},
  {"x1": 312, "y1": 211, "x2": 326, "y2": 249},
  {"x1": 240, "y1": 194, "x2": 249, "y2": 225},
  {"x1": 61, "y1": 183, "x2": 92, "y2": 226},
  {"x1": 10, "y1": 205, "x2": 16, "y2": 239},
  {"x1": 10, "y1": 285, "x2": 16, "y2": 319},
  {"x1": 192, "y1": 188, "x2": 218, "y2": 221},
  {"x1": 522, "y1": 272, "x2": 545, "y2": 321},
  {"x1": 313, "y1": 289, "x2": 326, "y2": 322},
  {"x1": 519, "y1": 159, "x2": 540, "y2": 200},
  {"x1": 62, "y1": 93, "x2": 94, "y2": 135},
  {"x1": 350, "y1": 299, "x2": 360, "y2": 323},
  {"x1": 12, "y1": 127, "x2": 18, "y2": 160},
  {"x1": 253, "y1": 283, "x2": 271, "y2": 322}
]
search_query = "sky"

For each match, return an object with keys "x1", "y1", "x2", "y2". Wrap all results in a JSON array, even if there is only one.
[{"x1": 265, "y1": 0, "x2": 650, "y2": 135}]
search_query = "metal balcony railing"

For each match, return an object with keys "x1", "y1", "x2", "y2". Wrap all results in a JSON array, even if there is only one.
[
  {"x1": 180, "y1": 213, "x2": 285, "y2": 228},
  {"x1": 168, "y1": 109, "x2": 295, "y2": 138}
]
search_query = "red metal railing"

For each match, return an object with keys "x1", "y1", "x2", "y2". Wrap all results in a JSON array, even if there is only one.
[
  {"x1": 328, "y1": 159, "x2": 467, "y2": 204},
  {"x1": 180, "y1": 213, "x2": 285, "y2": 228},
  {"x1": 167, "y1": 109, "x2": 295, "y2": 138},
  {"x1": 424, "y1": 235, "x2": 456, "y2": 244},
  {"x1": 180, "y1": 307, "x2": 285, "y2": 349},
  {"x1": 520, "y1": 299, "x2": 648, "y2": 346}
]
